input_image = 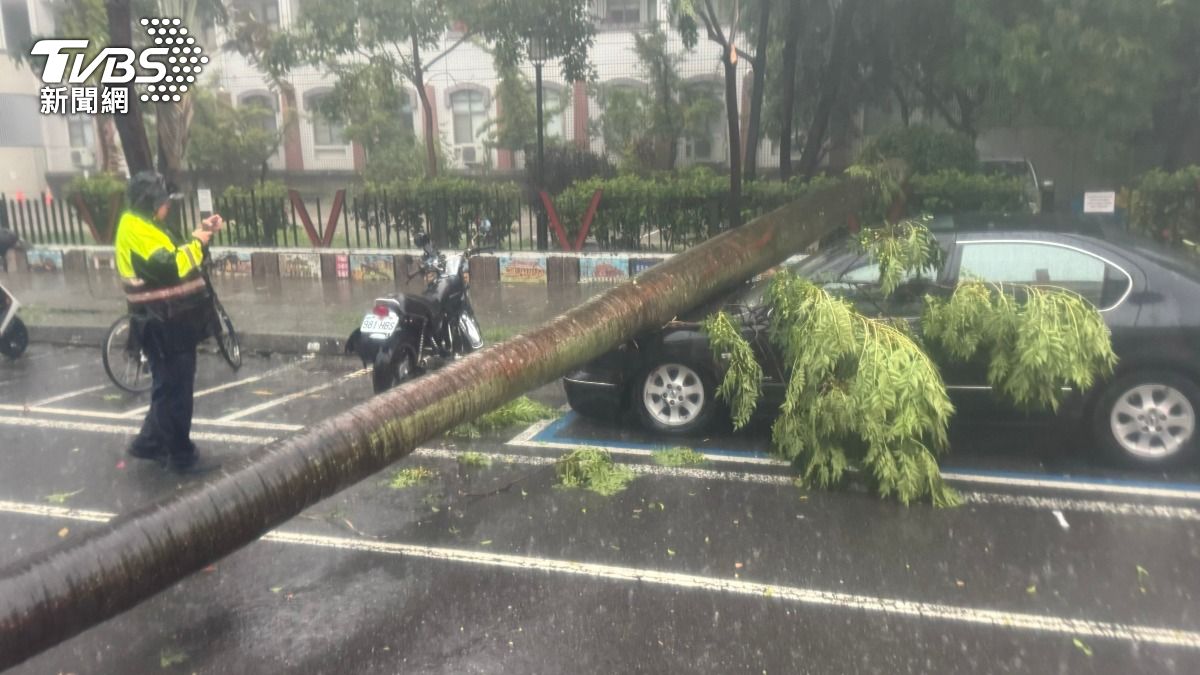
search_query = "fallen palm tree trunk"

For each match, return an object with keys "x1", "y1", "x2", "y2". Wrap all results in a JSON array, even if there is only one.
[{"x1": 0, "y1": 168, "x2": 894, "y2": 669}]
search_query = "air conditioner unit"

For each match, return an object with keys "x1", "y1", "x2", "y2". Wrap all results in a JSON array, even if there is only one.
[
  {"x1": 454, "y1": 144, "x2": 482, "y2": 166},
  {"x1": 70, "y1": 148, "x2": 96, "y2": 169}
]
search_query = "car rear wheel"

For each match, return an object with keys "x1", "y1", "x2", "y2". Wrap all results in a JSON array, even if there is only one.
[
  {"x1": 1093, "y1": 371, "x2": 1199, "y2": 468},
  {"x1": 635, "y1": 361, "x2": 715, "y2": 435}
]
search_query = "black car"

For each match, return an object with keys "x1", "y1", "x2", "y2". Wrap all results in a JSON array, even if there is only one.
[{"x1": 564, "y1": 215, "x2": 1200, "y2": 468}]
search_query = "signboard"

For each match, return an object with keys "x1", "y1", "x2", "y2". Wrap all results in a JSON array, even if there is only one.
[
  {"x1": 196, "y1": 188, "x2": 213, "y2": 217},
  {"x1": 1083, "y1": 191, "x2": 1116, "y2": 214}
]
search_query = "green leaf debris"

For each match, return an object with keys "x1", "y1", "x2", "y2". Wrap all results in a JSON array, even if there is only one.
[{"x1": 555, "y1": 447, "x2": 636, "y2": 496}]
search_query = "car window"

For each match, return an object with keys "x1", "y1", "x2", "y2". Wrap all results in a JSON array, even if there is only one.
[{"x1": 958, "y1": 242, "x2": 1130, "y2": 309}]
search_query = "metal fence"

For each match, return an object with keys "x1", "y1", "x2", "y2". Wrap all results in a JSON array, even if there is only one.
[{"x1": 0, "y1": 188, "x2": 744, "y2": 253}]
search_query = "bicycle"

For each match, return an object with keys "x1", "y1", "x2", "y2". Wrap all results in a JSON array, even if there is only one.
[{"x1": 103, "y1": 265, "x2": 242, "y2": 393}]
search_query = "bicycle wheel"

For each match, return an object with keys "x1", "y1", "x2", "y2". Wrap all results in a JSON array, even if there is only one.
[
  {"x1": 213, "y1": 298, "x2": 242, "y2": 371},
  {"x1": 103, "y1": 315, "x2": 152, "y2": 394}
]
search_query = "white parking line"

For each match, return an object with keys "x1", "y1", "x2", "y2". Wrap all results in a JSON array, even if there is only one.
[
  {"x1": 0, "y1": 404, "x2": 304, "y2": 432},
  {"x1": 217, "y1": 368, "x2": 369, "y2": 421},
  {"x1": 0, "y1": 415, "x2": 274, "y2": 446},
  {"x1": 2, "y1": 499, "x2": 1198, "y2": 650},
  {"x1": 120, "y1": 356, "x2": 317, "y2": 418},
  {"x1": 29, "y1": 384, "x2": 110, "y2": 407}
]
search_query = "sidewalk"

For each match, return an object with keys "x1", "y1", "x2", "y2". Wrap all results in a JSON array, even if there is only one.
[{"x1": 3, "y1": 270, "x2": 607, "y2": 355}]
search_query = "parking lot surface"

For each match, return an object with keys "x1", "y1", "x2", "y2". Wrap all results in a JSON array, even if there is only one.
[{"x1": 2, "y1": 345, "x2": 1199, "y2": 674}]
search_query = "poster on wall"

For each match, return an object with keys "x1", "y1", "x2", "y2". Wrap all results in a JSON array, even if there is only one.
[
  {"x1": 498, "y1": 256, "x2": 547, "y2": 284},
  {"x1": 26, "y1": 249, "x2": 63, "y2": 273},
  {"x1": 278, "y1": 252, "x2": 321, "y2": 279},
  {"x1": 628, "y1": 257, "x2": 661, "y2": 277},
  {"x1": 210, "y1": 251, "x2": 252, "y2": 275},
  {"x1": 350, "y1": 254, "x2": 395, "y2": 281},
  {"x1": 579, "y1": 256, "x2": 629, "y2": 283}
]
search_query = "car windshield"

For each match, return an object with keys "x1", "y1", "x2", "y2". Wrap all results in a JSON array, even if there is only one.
[{"x1": 729, "y1": 245, "x2": 856, "y2": 307}]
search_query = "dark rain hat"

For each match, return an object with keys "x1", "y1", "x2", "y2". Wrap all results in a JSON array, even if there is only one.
[{"x1": 127, "y1": 171, "x2": 183, "y2": 216}]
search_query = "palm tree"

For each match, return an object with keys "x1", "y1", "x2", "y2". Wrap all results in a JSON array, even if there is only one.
[{"x1": 0, "y1": 169, "x2": 895, "y2": 670}]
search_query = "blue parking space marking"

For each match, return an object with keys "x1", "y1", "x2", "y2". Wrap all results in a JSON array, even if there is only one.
[
  {"x1": 532, "y1": 413, "x2": 1200, "y2": 500},
  {"x1": 532, "y1": 412, "x2": 777, "y2": 461}
]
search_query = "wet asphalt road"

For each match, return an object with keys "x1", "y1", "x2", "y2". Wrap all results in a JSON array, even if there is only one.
[{"x1": 1, "y1": 346, "x2": 1199, "y2": 674}]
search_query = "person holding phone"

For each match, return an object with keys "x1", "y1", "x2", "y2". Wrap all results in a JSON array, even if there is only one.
[{"x1": 115, "y1": 171, "x2": 224, "y2": 473}]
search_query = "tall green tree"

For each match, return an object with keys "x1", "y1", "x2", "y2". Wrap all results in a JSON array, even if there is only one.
[
  {"x1": 244, "y1": 0, "x2": 595, "y2": 179},
  {"x1": 669, "y1": 0, "x2": 744, "y2": 225},
  {"x1": 186, "y1": 86, "x2": 283, "y2": 190}
]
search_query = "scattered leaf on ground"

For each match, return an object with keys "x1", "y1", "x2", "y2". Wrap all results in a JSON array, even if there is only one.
[
  {"x1": 667, "y1": 548, "x2": 676, "y2": 557},
  {"x1": 44, "y1": 488, "x2": 84, "y2": 504},
  {"x1": 555, "y1": 448, "x2": 636, "y2": 496},
  {"x1": 388, "y1": 467, "x2": 436, "y2": 489},
  {"x1": 955, "y1": 579, "x2": 966, "y2": 588},
  {"x1": 1072, "y1": 638, "x2": 1093, "y2": 657},
  {"x1": 102, "y1": 394, "x2": 121, "y2": 402},
  {"x1": 115, "y1": 460, "x2": 126, "y2": 470},
  {"x1": 480, "y1": 540, "x2": 492, "y2": 546},
  {"x1": 457, "y1": 452, "x2": 492, "y2": 468},
  {"x1": 734, "y1": 562, "x2": 744, "y2": 569},
  {"x1": 1026, "y1": 585, "x2": 1037, "y2": 595},
  {"x1": 449, "y1": 396, "x2": 559, "y2": 438},
  {"x1": 270, "y1": 586, "x2": 283, "y2": 594},
  {"x1": 57, "y1": 527, "x2": 69, "y2": 538},
  {"x1": 159, "y1": 647, "x2": 187, "y2": 668},
  {"x1": 651, "y1": 447, "x2": 708, "y2": 467}
]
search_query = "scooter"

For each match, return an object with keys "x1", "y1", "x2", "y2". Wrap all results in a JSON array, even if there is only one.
[
  {"x1": 0, "y1": 228, "x2": 28, "y2": 359},
  {"x1": 347, "y1": 221, "x2": 493, "y2": 393}
]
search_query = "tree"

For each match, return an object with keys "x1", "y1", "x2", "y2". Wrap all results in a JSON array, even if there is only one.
[
  {"x1": 186, "y1": 87, "x2": 284, "y2": 190},
  {"x1": 104, "y1": 0, "x2": 154, "y2": 174},
  {"x1": 774, "y1": 0, "x2": 800, "y2": 179},
  {"x1": 705, "y1": 177, "x2": 1115, "y2": 506},
  {"x1": 245, "y1": 0, "x2": 595, "y2": 179},
  {"x1": 670, "y1": 0, "x2": 744, "y2": 226},
  {"x1": 632, "y1": 25, "x2": 683, "y2": 171},
  {"x1": 741, "y1": 0, "x2": 770, "y2": 181}
]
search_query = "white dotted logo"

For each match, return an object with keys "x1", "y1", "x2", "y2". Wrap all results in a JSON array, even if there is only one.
[{"x1": 137, "y1": 17, "x2": 207, "y2": 103}]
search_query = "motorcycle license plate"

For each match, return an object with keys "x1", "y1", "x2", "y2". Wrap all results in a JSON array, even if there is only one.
[{"x1": 361, "y1": 313, "x2": 398, "y2": 337}]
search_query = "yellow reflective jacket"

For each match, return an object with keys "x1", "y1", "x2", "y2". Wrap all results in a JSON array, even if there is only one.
[{"x1": 114, "y1": 211, "x2": 205, "y2": 289}]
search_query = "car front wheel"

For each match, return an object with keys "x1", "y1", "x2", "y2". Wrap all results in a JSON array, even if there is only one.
[
  {"x1": 635, "y1": 361, "x2": 715, "y2": 435},
  {"x1": 1093, "y1": 371, "x2": 1199, "y2": 468}
]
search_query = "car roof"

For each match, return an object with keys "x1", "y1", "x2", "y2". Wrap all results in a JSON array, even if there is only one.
[{"x1": 928, "y1": 212, "x2": 1111, "y2": 237}]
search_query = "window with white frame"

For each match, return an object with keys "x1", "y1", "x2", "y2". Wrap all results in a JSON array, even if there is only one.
[
  {"x1": 306, "y1": 93, "x2": 345, "y2": 146},
  {"x1": 1, "y1": 0, "x2": 32, "y2": 52},
  {"x1": 399, "y1": 90, "x2": 415, "y2": 134},
  {"x1": 67, "y1": 116, "x2": 95, "y2": 149},
  {"x1": 682, "y1": 82, "x2": 724, "y2": 162},
  {"x1": 450, "y1": 89, "x2": 487, "y2": 145},
  {"x1": 240, "y1": 93, "x2": 278, "y2": 133},
  {"x1": 604, "y1": 0, "x2": 641, "y2": 24},
  {"x1": 232, "y1": 0, "x2": 279, "y2": 27},
  {"x1": 543, "y1": 88, "x2": 566, "y2": 139}
]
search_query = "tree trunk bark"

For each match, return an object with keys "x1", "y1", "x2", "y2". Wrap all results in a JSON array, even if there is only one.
[
  {"x1": 412, "y1": 35, "x2": 439, "y2": 179},
  {"x1": 723, "y1": 50, "x2": 742, "y2": 228},
  {"x1": 104, "y1": 0, "x2": 153, "y2": 175},
  {"x1": 97, "y1": 116, "x2": 124, "y2": 175},
  {"x1": 155, "y1": 94, "x2": 195, "y2": 188},
  {"x1": 777, "y1": 0, "x2": 802, "y2": 180},
  {"x1": 0, "y1": 168, "x2": 900, "y2": 670},
  {"x1": 743, "y1": 0, "x2": 770, "y2": 182},
  {"x1": 799, "y1": 0, "x2": 860, "y2": 180}
]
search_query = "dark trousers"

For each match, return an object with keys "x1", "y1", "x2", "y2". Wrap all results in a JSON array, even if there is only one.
[{"x1": 131, "y1": 319, "x2": 200, "y2": 463}]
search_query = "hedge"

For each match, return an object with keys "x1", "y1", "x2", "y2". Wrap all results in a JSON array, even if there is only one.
[
  {"x1": 66, "y1": 173, "x2": 126, "y2": 243},
  {"x1": 907, "y1": 170, "x2": 1028, "y2": 215},
  {"x1": 552, "y1": 168, "x2": 826, "y2": 250},
  {"x1": 217, "y1": 182, "x2": 291, "y2": 246},
  {"x1": 1127, "y1": 166, "x2": 1200, "y2": 247},
  {"x1": 356, "y1": 177, "x2": 522, "y2": 246}
]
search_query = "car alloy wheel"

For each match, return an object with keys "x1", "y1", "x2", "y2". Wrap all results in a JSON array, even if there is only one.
[
  {"x1": 1109, "y1": 383, "x2": 1196, "y2": 460},
  {"x1": 642, "y1": 363, "x2": 706, "y2": 429}
]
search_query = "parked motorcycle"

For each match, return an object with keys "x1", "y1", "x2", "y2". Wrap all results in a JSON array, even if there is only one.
[
  {"x1": 0, "y1": 228, "x2": 28, "y2": 359},
  {"x1": 348, "y1": 221, "x2": 492, "y2": 393}
]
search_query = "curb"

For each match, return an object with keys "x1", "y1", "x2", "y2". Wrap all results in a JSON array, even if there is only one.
[{"x1": 28, "y1": 325, "x2": 350, "y2": 357}]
